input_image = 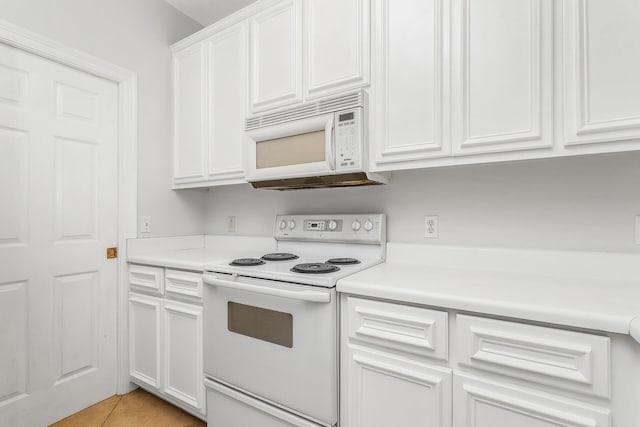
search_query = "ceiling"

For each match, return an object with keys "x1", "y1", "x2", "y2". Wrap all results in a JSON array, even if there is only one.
[{"x1": 165, "y1": 0, "x2": 258, "y2": 26}]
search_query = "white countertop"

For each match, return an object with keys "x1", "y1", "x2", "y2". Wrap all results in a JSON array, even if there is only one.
[
  {"x1": 127, "y1": 235, "x2": 275, "y2": 271},
  {"x1": 338, "y1": 243, "x2": 640, "y2": 337}
]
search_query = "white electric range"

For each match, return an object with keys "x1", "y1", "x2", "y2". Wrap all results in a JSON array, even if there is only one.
[{"x1": 202, "y1": 214, "x2": 386, "y2": 427}]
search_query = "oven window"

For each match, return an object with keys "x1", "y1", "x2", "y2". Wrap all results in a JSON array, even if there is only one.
[
  {"x1": 256, "y1": 130, "x2": 325, "y2": 169},
  {"x1": 227, "y1": 302, "x2": 293, "y2": 348}
]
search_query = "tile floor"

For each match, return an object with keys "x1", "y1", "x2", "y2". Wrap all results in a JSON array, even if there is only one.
[{"x1": 49, "y1": 388, "x2": 206, "y2": 427}]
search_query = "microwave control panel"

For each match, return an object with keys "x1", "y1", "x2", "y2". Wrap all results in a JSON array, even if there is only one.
[{"x1": 334, "y1": 108, "x2": 362, "y2": 171}]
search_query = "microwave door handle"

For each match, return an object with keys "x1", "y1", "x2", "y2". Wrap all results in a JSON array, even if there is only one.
[
  {"x1": 325, "y1": 117, "x2": 335, "y2": 170},
  {"x1": 204, "y1": 275, "x2": 331, "y2": 303}
]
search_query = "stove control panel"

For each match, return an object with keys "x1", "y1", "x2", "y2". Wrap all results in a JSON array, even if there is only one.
[
  {"x1": 274, "y1": 214, "x2": 386, "y2": 244},
  {"x1": 305, "y1": 219, "x2": 342, "y2": 232}
]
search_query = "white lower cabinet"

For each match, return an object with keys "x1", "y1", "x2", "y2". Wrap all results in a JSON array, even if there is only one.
[
  {"x1": 163, "y1": 300, "x2": 204, "y2": 411},
  {"x1": 344, "y1": 345, "x2": 452, "y2": 427},
  {"x1": 128, "y1": 289, "x2": 204, "y2": 416},
  {"x1": 129, "y1": 293, "x2": 162, "y2": 389},
  {"x1": 341, "y1": 295, "x2": 452, "y2": 427},
  {"x1": 453, "y1": 373, "x2": 610, "y2": 427},
  {"x1": 341, "y1": 295, "x2": 617, "y2": 427}
]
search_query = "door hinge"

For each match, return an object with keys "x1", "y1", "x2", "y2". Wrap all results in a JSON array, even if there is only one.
[{"x1": 107, "y1": 247, "x2": 118, "y2": 259}]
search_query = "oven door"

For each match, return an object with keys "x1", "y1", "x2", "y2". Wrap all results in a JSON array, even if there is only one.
[
  {"x1": 246, "y1": 113, "x2": 336, "y2": 182},
  {"x1": 203, "y1": 273, "x2": 337, "y2": 426}
]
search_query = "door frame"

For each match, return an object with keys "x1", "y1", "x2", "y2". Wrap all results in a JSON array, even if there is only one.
[{"x1": 0, "y1": 19, "x2": 138, "y2": 395}]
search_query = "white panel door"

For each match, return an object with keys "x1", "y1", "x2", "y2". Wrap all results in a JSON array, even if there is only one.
[
  {"x1": 173, "y1": 42, "x2": 207, "y2": 185},
  {"x1": 562, "y1": 0, "x2": 640, "y2": 146},
  {"x1": 370, "y1": 0, "x2": 449, "y2": 171},
  {"x1": 249, "y1": 0, "x2": 302, "y2": 113},
  {"x1": 303, "y1": 0, "x2": 369, "y2": 99},
  {"x1": 162, "y1": 300, "x2": 204, "y2": 412},
  {"x1": 0, "y1": 43, "x2": 118, "y2": 426},
  {"x1": 129, "y1": 293, "x2": 162, "y2": 390},
  {"x1": 207, "y1": 23, "x2": 247, "y2": 184},
  {"x1": 451, "y1": 0, "x2": 554, "y2": 155},
  {"x1": 453, "y1": 373, "x2": 610, "y2": 427},
  {"x1": 342, "y1": 345, "x2": 452, "y2": 427}
]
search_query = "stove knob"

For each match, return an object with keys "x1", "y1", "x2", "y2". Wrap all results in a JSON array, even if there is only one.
[
  {"x1": 279, "y1": 220, "x2": 287, "y2": 230},
  {"x1": 288, "y1": 220, "x2": 296, "y2": 230},
  {"x1": 364, "y1": 220, "x2": 374, "y2": 232},
  {"x1": 328, "y1": 220, "x2": 338, "y2": 231},
  {"x1": 351, "y1": 220, "x2": 361, "y2": 231}
]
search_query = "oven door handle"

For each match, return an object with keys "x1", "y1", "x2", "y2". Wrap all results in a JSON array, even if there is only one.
[{"x1": 204, "y1": 275, "x2": 331, "y2": 303}]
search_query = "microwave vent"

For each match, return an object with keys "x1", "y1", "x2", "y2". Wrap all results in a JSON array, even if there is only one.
[{"x1": 245, "y1": 91, "x2": 363, "y2": 130}]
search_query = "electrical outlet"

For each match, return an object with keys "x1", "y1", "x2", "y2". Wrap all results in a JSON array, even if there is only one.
[
  {"x1": 140, "y1": 216, "x2": 152, "y2": 233},
  {"x1": 227, "y1": 216, "x2": 236, "y2": 233},
  {"x1": 636, "y1": 215, "x2": 640, "y2": 245},
  {"x1": 424, "y1": 215, "x2": 439, "y2": 238}
]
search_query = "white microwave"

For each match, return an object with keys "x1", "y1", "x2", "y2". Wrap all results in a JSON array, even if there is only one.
[{"x1": 245, "y1": 91, "x2": 389, "y2": 190}]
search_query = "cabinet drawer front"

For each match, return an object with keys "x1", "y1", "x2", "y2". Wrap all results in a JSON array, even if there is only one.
[
  {"x1": 346, "y1": 296, "x2": 448, "y2": 360},
  {"x1": 129, "y1": 264, "x2": 165, "y2": 295},
  {"x1": 206, "y1": 379, "x2": 321, "y2": 427},
  {"x1": 165, "y1": 269, "x2": 203, "y2": 300},
  {"x1": 456, "y1": 315, "x2": 610, "y2": 398}
]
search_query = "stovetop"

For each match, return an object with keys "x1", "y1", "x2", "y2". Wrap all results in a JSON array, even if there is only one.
[
  {"x1": 204, "y1": 214, "x2": 386, "y2": 288},
  {"x1": 205, "y1": 249, "x2": 381, "y2": 288}
]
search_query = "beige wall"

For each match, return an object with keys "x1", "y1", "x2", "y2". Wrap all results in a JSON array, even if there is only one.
[
  {"x1": 205, "y1": 152, "x2": 640, "y2": 253},
  {"x1": 0, "y1": 0, "x2": 205, "y2": 237}
]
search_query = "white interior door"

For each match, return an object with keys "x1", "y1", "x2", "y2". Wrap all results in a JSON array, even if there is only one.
[{"x1": 0, "y1": 42, "x2": 118, "y2": 426}]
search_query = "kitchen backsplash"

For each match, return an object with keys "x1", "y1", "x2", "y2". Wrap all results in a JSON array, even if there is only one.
[{"x1": 205, "y1": 151, "x2": 640, "y2": 253}]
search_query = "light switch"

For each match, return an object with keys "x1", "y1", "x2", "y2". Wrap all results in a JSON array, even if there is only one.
[{"x1": 141, "y1": 216, "x2": 152, "y2": 233}]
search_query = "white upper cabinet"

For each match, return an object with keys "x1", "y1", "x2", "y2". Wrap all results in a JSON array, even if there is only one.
[
  {"x1": 171, "y1": 0, "x2": 640, "y2": 187},
  {"x1": 206, "y1": 23, "x2": 248, "y2": 184},
  {"x1": 303, "y1": 0, "x2": 370, "y2": 100},
  {"x1": 451, "y1": 0, "x2": 554, "y2": 155},
  {"x1": 173, "y1": 43, "x2": 207, "y2": 184},
  {"x1": 172, "y1": 22, "x2": 248, "y2": 189},
  {"x1": 561, "y1": 0, "x2": 640, "y2": 147},
  {"x1": 370, "y1": 0, "x2": 449, "y2": 171},
  {"x1": 249, "y1": 0, "x2": 303, "y2": 113}
]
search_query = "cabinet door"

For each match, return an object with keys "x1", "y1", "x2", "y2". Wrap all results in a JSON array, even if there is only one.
[
  {"x1": 173, "y1": 43, "x2": 207, "y2": 185},
  {"x1": 249, "y1": 0, "x2": 302, "y2": 113},
  {"x1": 562, "y1": 0, "x2": 640, "y2": 146},
  {"x1": 303, "y1": 0, "x2": 369, "y2": 99},
  {"x1": 451, "y1": 0, "x2": 553, "y2": 155},
  {"x1": 129, "y1": 294, "x2": 162, "y2": 390},
  {"x1": 370, "y1": 0, "x2": 449, "y2": 171},
  {"x1": 453, "y1": 373, "x2": 610, "y2": 427},
  {"x1": 342, "y1": 345, "x2": 452, "y2": 427},
  {"x1": 162, "y1": 300, "x2": 204, "y2": 412},
  {"x1": 207, "y1": 23, "x2": 248, "y2": 184}
]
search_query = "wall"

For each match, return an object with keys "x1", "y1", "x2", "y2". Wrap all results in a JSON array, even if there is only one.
[
  {"x1": 0, "y1": 0, "x2": 205, "y2": 237},
  {"x1": 205, "y1": 152, "x2": 640, "y2": 253}
]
